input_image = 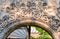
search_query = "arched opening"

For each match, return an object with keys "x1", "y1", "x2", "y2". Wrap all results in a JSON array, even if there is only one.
[
  {"x1": 2, "y1": 20, "x2": 55, "y2": 39},
  {"x1": 7, "y1": 26, "x2": 52, "y2": 39}
]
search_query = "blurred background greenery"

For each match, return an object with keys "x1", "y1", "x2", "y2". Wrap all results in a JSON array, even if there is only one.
[{"x1": 30, "y1": 26, "x2": 52, "y2": 39}]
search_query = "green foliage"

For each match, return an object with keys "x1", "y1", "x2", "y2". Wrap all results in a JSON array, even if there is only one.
[
  {"x1": 30, "y1": 26, "x2": 51, "y2": 39},
  {"x1": 36, "y1": 27, "x2": 49, "y2": 35}
]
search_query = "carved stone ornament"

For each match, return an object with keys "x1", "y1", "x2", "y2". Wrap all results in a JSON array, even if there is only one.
[{"x1": 0, "y1": 0, "x2": 60, "y2": 39}]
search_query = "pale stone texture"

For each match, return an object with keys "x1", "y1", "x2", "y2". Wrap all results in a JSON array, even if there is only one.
[{"x1": 0, "y1": 0, "x2": 60, "y2": 39}]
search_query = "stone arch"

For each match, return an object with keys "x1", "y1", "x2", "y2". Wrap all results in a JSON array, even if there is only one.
[
  {"x1": 0, "y1": 0, "x2": 60, "y2": 39},
  {"x1": 1, "y1": 20, "x2": 58, "y2": 39}
]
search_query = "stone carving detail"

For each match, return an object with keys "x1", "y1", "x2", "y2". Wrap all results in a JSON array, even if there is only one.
[
  {"x1": 0, "y1": 0, "x2": 60, "y2": 32},
  {"x1": 0, "y1": 17, "x2": 19, "y2": 33},
  {"x1": 49, "y1": 16, "x2": 60, "y2": 31},
  {"x1": 48, "y1": 7, "x2": 60, "y2": 31},
  {"x1": 8, "y1": 1, "x2": 44, "y2": 20},
  {"x1": 7, "y1": 0, "x2": 50, "y2": 23}
]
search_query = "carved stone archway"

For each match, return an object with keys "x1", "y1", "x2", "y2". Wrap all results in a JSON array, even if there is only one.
[
  {"x1": 0, "y1": 0, "x2": 60, "y2": 39},
  {"x1": 2, "y1": 20, "x2": 59, "y2": 39}
]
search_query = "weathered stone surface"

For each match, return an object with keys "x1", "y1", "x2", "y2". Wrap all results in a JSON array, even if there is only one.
[{"x1": 0, "y1": 0, "x2": 60, "y2": 39}]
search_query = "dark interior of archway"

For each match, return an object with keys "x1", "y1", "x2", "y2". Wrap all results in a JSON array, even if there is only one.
[{"x1": 7, "y1": 26, "x2": 52, "y2": 39}]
